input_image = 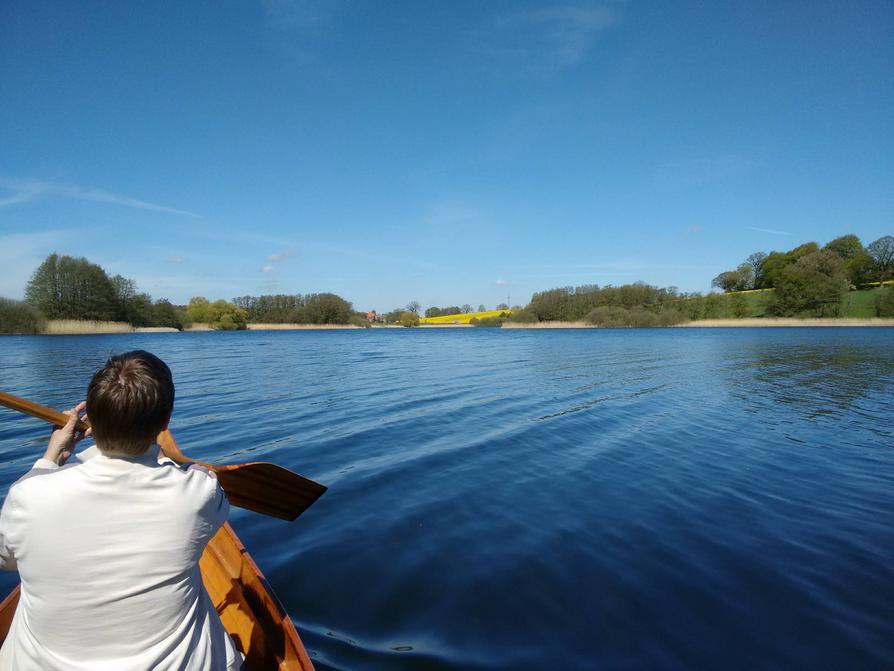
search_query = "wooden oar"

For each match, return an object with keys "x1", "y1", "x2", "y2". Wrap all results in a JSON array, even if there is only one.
[{"x1": 0, "y1": 391, "x2": 326, "y2": 521}]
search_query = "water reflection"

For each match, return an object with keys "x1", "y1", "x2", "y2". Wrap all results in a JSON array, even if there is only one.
[{"x1": 725, "y1": 340, "x2": 894, "y2": 423}]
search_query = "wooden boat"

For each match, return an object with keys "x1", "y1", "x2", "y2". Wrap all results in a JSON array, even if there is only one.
[{"x1": 0, "y1": 430, "x2": 316, "y2": 670}]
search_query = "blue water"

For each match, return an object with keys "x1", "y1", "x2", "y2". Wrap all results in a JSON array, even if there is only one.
[{"x1": 0, "y1": 329, "x2": 892, "y2": 670}]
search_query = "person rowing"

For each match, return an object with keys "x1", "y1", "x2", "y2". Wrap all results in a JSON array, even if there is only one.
[{"x1": 0, "y1": 350, "x2": 242, "y2": 670}]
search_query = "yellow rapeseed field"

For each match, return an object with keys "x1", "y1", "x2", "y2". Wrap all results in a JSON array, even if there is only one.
[{"x1": 418, "y1": 310, "x2": 511, "y2": 325}]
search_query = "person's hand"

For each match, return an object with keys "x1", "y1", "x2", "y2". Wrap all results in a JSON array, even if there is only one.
[{"x1": 44, "y1": 402, "x2": 91, "y2": 466}]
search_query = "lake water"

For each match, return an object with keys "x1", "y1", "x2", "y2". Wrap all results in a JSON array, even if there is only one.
[{"x1": 0, "y1": 328, "x2": 892, "y2": 670}]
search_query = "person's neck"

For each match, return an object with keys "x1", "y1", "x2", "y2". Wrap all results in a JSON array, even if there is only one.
[{"x1": 96, "y1": 444, "x2": 155, "y2": 459}]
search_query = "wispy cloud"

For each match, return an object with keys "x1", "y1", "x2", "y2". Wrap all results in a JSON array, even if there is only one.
[
  {"x1": 166, "y1": 255, "x2": 187, "y2": 264},
  {"x1": 267, "y1": 248, "x2": 297, "y2": 262},
  {"x1": 495, "y1": 278, "x2": 509, "y2": 286},
  {"x1": 472, "y1": 5, "x2": 618, "y2": 75},
  {"x1": 262, "y1": 265, "x2": 277, "y2": 273},
  {"x1": 0, "y1": 178, "x2": 201, "y2": 218},
  {"x1": 748, "y1": 226, "x2": 791, "y2": 236}
]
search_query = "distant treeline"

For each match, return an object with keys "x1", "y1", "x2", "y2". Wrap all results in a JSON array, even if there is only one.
[
  {"x1": 500, "y1": 234, "x2": 894, "y2": 327},
  {"x1": 12, "y1": 253, "x2": 189, "y2": 331},
  {"x1": 0, "y1": 253, "x2": 362, "y2": 334},
  {"x1": 711, "y1": 235, "x2": 893, "y2": 292},
  {"x1": 231, "y1": 294, "x2": 363, "y2": 325}
]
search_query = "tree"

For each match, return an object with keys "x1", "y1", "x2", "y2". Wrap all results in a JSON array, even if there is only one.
[
  {"x1": 0, "y1": 298, "x2": 45, "y2": 334},
  {"x1": 825, "y1": 235, "x2": 873, "y2": 285},
  {"x1": 110, "y1": 274, "x2": 137, "y2": 320},
  {"x1": 824, "y1": 234, "x2": 863, "y2": 259},
  {"x1": 302, "y1": 293, "x2": 353, "y2": 323},
  {"x1": 711, "y1": 271, "x2": 742, "y2": 293},
  {"x1": 867, "y1": 235, "x2": 894, "y2": 280},
  {"x1": 406, "y1": 301, "x2": 421, "y2": 315},
  {"x1": 769, "y1": 250, "x2": 848, "y2": 317},
  {"x1": 875, "y1": 288, "x2": 894, "y2": 317},
  {"x1": 462, "y1": 304, "x2": 472, "y2": 313},
  {"x1": 495, "y1": 303, "x2": 509, "y2": 310},
  {"x1": 745, "y1": 252, "x2": 767, "y2": 289},
  {"x1": 477, "y1": 304, "x2": 485, "y2": 312},
  {"x1": 398, "y1": 311, "x2": 419, "y2": 327},
  {"x1": 757, "y1": 251, "x2": 787, "y2": 288},
  {"x1": 25, "y1": 253, "x2": 63, "y2": 318},
  {"x1": 125, "y1": 293, "x2": 155, "y2": 326},
  {"x1": 25, "y1": 253, "x2": 118, "y2": 320},
  {"x1": 187, "y1": 296, "x2": 213, "y2": 323},
  {"x1": 152, "y1": 299, "x2": 183, "y2": 329}
]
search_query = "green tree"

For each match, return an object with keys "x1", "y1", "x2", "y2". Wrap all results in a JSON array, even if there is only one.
[
  {"x1": 25, "y1": 253, "x2": 118, "y2": 320},
  {"x1": 769, "y1": 250, "x2": 848, "y2": 317},
  {"x1": 505, "y1": 307, "x2": 538, "y2": 323},
  {"x1": 125, "y1": 293, "x2": 155, "y2": 326},
  {"x1": 875, "y1": 288, "x2": 894, "y2": 317},
  {"x1": 208, "y1": 300, "x2": 248, "y2": 330},
  {"x1": 824, "y1": 234, "x2": 863, "y2": 259},
  {"x1": 712, "y1": 271, "x2": 744, "y2": 293},
  {"x1": 0, "y1": 298, "x2": 46, "y2": 334},
  {"x1": 398, "y1": 311, "x2": 419, "y2": 327},
  {"x1": 110, "y1": 274, "x2": 137, "y2": 321},
  {"x1": 757, "y1": 252, "x2": 787, "y2": 288},
  {"x1": 745, "y1": 252, "x2": 767, "y2": 288},
  {"x1": 302, "y1": 293, "x2": 353, "y2": 323},
  {"x1": 866, "y1": 235, "x2": 894, "y2": 281},
  {"x1": 152, "y1": 299, "x2": 183, "y2": 329},
  {"x1": 824, "y1": 234, "x2": 873, "y2": 286},
  {"x1": 187, "y1": 296, "x2": 213, "y2": 323}
]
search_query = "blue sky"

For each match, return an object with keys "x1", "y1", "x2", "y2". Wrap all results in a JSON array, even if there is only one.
[{"x1": 1, "y1": 1, "x2": 891, "y2": 312}]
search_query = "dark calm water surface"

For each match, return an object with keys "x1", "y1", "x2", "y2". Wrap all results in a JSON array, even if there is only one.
[{"x1": 1, "y1": 329, "x2": 892, "y2": 670}]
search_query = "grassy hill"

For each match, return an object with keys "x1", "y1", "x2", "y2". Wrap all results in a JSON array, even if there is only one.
[{"x1": 701, "y1": 287, "x2": 889, "y2": 320}]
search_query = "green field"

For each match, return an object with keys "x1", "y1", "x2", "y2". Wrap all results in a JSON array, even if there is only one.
[{"x1": 708, "y1": 287, "x2": 888, "y2": 319}]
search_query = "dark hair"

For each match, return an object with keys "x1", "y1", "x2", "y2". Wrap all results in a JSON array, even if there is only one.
[{"x1": 86, "y1": 350, "x2": 175, "y2": 455}]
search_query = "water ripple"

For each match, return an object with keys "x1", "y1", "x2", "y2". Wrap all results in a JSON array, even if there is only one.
[{"x1": 1, "y1": 328, "x2": 893, "y2": 669}]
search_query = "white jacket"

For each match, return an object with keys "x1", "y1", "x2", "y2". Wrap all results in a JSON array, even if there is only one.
[{"x1": 0, "y1": 445, "x2": 241, "y2": 670}]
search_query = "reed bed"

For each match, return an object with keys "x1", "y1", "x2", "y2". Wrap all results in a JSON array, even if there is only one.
[
  {"x1": 44, "y1": 320, "x2": 133, "y2": 334},
  {"x1": 246, "y1": 323, "x2": 363, "y2": 330}
]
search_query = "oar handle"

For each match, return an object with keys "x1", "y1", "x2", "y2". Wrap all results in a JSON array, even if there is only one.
[{"x1": 0, "y1": 392, "x2": 90, "y2": 433}]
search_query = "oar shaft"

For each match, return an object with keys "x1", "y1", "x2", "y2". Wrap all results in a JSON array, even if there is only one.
[{"x1": 0, "y1": 392, "x2": 90, "y2": 433}]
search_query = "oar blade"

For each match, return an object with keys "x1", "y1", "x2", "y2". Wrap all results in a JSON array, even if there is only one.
[
  {"x1": 158, "y1": 429, "x2": 326, "y2": 520},
  {"x1": 216, "y1": 464, "x2": 327, "y2": 521}
]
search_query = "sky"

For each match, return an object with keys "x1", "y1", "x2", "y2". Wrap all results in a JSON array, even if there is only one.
[{"x1": 1, "y1": 1, "x2": 892, "y2": 312}]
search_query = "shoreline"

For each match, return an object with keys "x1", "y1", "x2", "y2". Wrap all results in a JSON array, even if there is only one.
[
  {"x1": 504, "y1": 318, "x2": 894, "y2": 329},
  {"x1": 674, "y1": 318, "x2": 894, "y2": 328},
  {"x1": 18, "y1": 317, "x2": 894, "y2": 335}
]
